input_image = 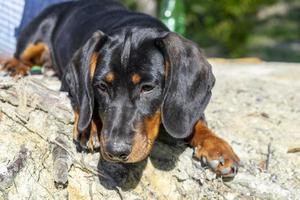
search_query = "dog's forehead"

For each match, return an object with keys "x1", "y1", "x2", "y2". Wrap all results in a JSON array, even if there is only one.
[{"x1": 96, "y1": 36, "x2": 164, "y2": 81}]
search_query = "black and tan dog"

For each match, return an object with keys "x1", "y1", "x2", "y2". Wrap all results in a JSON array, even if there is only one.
[{"x1": 2, "y1": 0, "x2": 240, "y2": 178}]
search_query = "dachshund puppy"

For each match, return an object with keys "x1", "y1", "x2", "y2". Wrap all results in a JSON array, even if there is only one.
[{"x1": 2, "y1": 0, "x2": 239, "y2": 178}]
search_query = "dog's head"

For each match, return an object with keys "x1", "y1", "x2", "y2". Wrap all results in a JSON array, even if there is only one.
[{"x1": 63, "y1": 29, "x2": 215, "y2": 163}]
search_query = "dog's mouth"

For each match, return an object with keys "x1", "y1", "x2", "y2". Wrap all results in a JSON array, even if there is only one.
[{"x1": 99, "y1": 111, "x2": 161, "y2": 163}]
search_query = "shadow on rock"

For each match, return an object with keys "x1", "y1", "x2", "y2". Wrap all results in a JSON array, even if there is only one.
[{"x1": 149, "y1": 128, "x2": 187, "y2": 171}]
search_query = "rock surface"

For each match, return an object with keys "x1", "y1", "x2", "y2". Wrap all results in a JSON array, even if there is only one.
[{"x1": 0, "y1": 62, "x2": 299, "y2": 200}]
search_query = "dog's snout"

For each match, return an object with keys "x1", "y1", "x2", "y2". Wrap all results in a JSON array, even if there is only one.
[{"x1": 104, "y1": 141, "x2": 131, "y2": 162}]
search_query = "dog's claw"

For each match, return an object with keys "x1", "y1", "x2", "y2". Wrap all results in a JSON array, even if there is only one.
[
  {"x1": 81, "y1": 144, "x2": 89, "y2": 152},
  {"x1": 231, "y1": 163, "x2": 238, "y2": 175},
  {"x1": 208, "y1": 159, "x2": 220, "y2": 169},
  {"x1": 220, "y1": 163, "x2": 239, "y2": 181},
  {"x1": 220, "y1": 167, "x2": 231, "y2": 175},
  {"x1": 93, "y1": 134, "x2": 101, "y2": 149},
  {"x1": 200, "y1": 156, "x2": 207, "y2": 165},
  {"x1": 219, "y1": 156, "x2": 225, "y2": 165}
]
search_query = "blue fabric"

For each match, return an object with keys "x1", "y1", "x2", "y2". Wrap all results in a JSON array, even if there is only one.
[
  {"x1": 0, "y1": 1, "x2": 24, "y2": 55},
  {"x1": 15, "y1": 0, "x2": 72, "y2": 37}
]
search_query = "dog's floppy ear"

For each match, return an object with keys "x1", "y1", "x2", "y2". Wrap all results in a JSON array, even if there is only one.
[
  {"x1": 61, "y1": 31, "x2": 108, "y2": 135},
  {"x1": 156, "y1": 32, "x2": 215, "y2": 138}
]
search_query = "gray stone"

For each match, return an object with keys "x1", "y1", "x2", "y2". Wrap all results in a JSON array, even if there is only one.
[{"x1": 0, "y1": 62, "x2": 299, "y2": 199}]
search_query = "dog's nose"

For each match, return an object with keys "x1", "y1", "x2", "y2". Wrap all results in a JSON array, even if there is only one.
[{"x1": 104, "y1": 142, "x2": 131, "y2": 161}]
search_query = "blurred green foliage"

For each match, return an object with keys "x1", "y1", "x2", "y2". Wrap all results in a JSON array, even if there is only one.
[
  {"x1": 184, "y1": 0, "x2": 277, "y2": 57},
  {"x1": 122, "y1": 0, "x2": 300, "y2": 61},
  {"x1": 122, "y1": 0, "x2": 138, "y2": 10}
]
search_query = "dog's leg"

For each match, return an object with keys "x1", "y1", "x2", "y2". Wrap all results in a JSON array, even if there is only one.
[
  {"x1": 189, "y1": 120, "x2": 240, "y2": 180},
  {"x1": 73, "y1": 110, "x2": 101, "y2": 152},
  {"x1": 2, "y1": 42, "x2": 49, "y2": 77},
  {"x1": 87, "y1": 118, "x2": 101, "y2": 152}
]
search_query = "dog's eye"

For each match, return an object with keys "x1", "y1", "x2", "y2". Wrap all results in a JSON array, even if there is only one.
[
  {"x1": 141, "y1": 84, "x2": 155, "y2": 93},
  {"x1": 96, "y1": 82, "x2": 108, "y2": 93}
]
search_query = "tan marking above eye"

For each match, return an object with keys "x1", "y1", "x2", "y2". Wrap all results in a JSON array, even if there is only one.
[
  {"x1": 131, "y1": 73, "x2": 141, "y2": 84},
  {"x1": 105, "y1": 72, "x2": 114, "y2": 82}
]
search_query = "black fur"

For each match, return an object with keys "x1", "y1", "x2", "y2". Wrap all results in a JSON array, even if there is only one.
[
  {"x1": 62, "y1": 31, "x2": 108, "y2": 135},
  {"x1": 15, "y1": 0, "x2": 215, "y2": 160},
  {"x1": 156, "y1": 33, "x2": 215, "y2": 138}
]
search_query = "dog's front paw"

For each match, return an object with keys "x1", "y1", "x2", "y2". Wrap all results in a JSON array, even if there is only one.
[
  {"x1": 73, "y1": 130, "x2": 100, "y2": 153},
  {"x1": 193, "y1": 135, "x2": 240, "y2": 180},
  {"x1": 73, "y1": 119, "x2": 100, "y2": 153}
]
